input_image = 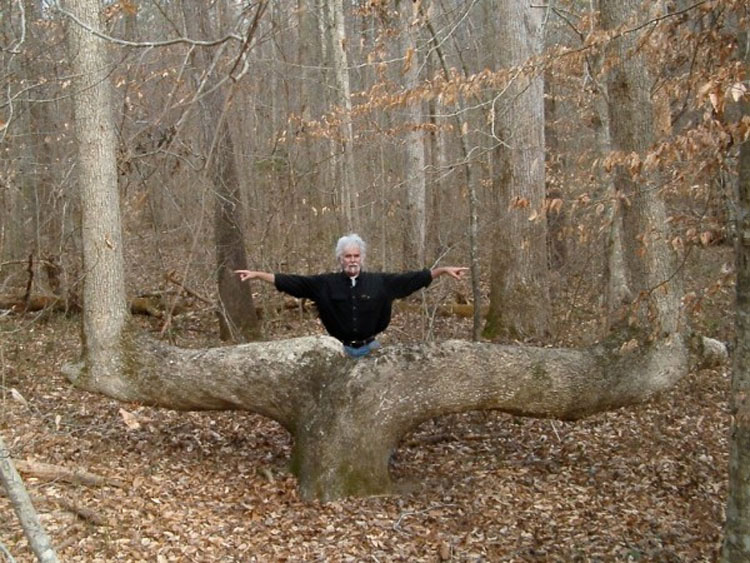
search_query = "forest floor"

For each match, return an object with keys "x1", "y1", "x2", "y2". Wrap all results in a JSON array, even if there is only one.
[{"x1": 0, "y1": 256, "x2": 733, "y2": 562}]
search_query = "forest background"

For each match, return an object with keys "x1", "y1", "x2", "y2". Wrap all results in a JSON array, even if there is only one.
[{"x1": 0, "y1": 0, "x2": 748, "y2": 560}]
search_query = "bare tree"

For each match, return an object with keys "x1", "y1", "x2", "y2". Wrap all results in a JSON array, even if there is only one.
[{"x1": 421, "y1": 5, "x2": 483, "y2": 339}]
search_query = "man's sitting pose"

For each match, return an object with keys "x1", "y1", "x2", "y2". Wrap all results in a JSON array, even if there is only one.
[{"x1": 235, "y1": 233, "x2": 467, "y2": 357}]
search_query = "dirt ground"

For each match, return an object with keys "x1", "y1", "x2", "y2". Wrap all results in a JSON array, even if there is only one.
[{"x1": 0, "y1": 300, "x2": 730, "y2": 562}]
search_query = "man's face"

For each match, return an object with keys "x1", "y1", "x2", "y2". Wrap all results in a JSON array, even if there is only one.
[{"x1": 339, "y1": 245, "x2": 362, "y2": 278}]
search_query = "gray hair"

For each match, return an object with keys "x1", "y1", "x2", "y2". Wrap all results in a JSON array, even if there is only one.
[{"x1": 335, "y1": 233, "x2": 366, "y2": 262}]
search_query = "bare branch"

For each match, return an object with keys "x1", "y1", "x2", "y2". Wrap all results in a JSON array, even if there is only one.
[
  {"x1": 53, "y1": 5, "x2": 242, "y2": 49},
  {"x1": 0, "y1": 435, "x2": 58, "y2": 563}
]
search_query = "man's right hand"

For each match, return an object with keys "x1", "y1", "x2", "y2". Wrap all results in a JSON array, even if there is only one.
[{"x1": 234, "y1": 270, "x2": 275, "y2": 284}]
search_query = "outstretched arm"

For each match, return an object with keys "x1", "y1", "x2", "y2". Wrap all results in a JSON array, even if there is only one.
[
  {"x1": 430, "y1": 266, "x2": 469, "y2": 281},
  {"x1": 234, "y1": 270, "x2": 275, "y2": 284}
]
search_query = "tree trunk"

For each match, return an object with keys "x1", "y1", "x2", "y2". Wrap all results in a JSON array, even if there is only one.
[
  {"x1": 584, "y1": 2, "x2": 632, "y2": 329},
  {"x1": 326, "y1": 0, "x2": 359, "y2": 230},
  {"x1": 600, "y1": 0, "x2": 683, "y2": 338},
  {"x1": 214, "y1": 121, "x2": 261, "y2": 342},
  {"x1": 63, "y1": 331, "x2": 690, "y2": 501},
  {"x1": 398, "y1": 0, "x2": 426, "y2": 267},
  {"x1": 721, "y1": 24, "x2": 750, "y2": 563},
  {"x1": 296, "y1": 0, "x2": 325, "y2": 262},
  {"x1": 724, "y1": 152, "x2": 750, "y2": 552},
  {"x1": 484, "y1": 0, "x2": 550, "y2": 342},
  {"x1": 63, "y1": 0, "x2": 129, "y2": 385},
  {"x1": 186, "y1": 3, "x2": 261, "y2": 343}
]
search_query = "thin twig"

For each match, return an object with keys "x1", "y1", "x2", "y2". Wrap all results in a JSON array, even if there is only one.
[{"x1": 53, "y1": 5, "x2": 241, "y2": 49}]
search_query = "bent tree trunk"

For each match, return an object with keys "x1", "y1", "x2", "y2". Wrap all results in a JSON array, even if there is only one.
[{"x1": 64, "y1": 332, "x2": 690, "y2": 501}]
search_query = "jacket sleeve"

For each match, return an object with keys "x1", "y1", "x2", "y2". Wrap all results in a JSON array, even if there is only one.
[
  {"x1": 382, "y1": 269, "x2": 433, "y2": 300},
  {"x1": 274, "y1": 273, "x2": 321, "y2": 300}
]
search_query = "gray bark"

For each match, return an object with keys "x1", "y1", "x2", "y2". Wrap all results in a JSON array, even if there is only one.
[
  {"x1": 185, "y1": 3, "x2": 260, "y2": 343},
  {"x1": 485, "y1": 0, "x2": 550, "y2": 341},
  {"x1": 325, "y1": 0, "x2": 358, "y2": 230},
  {"x1": 63, "y1": 0, "x2": 129, "y2": 383},
  {"x1": 398, "y1": 0, "x2": 426, "y2": 267},
  {"x1": 601, "y1": 0, "x2": 683, "y2": 337},
  {"x1": 63, "y1": 332, "x2": 690, "y2": 501},
  {"x1": 721, "y1": 23, "x2": 750, "y2": 563}
]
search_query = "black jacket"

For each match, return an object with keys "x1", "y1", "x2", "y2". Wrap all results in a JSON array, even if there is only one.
[{"x1": 274, "y1": 269, "x2": 432, "y2": 343}]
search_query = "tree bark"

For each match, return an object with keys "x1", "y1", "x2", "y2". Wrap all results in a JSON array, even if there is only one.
[
  {"x1": 63, "y1": 0, "x2": 129, "y2": 385},
  {"x1": 601, "y1": 0, "x2": 683, "y2": 338},
  {"x1": 721, "y1": 23, "x2": 750, "y2": 563},
  {"x1": 213, "y1": 120, "x2": 261, "y2": 342},
  {"x1": 185, "y1": 3, "x2": 261, "y2": 343},
  {"x1": 398, "y1": 0, "x2": 426, "y2": 267},
  {"x1": 485, "y1": 0, "x2": 550, "y2": 342},
  {"x1": 63, "y1": 332, "x2": 689, "y2": 501},
  {"x1": 325, "y1": 0, "x2": 359, "y2": 230}
]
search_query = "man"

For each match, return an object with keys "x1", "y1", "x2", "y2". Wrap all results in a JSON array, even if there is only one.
[{"x1": 235, "y1": 233, "x2": 468, "y2": 357}]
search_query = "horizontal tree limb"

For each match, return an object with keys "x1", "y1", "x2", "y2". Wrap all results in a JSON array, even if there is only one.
[{"x1": 63, "y1": 332, "x2": 692, "y2": 424}]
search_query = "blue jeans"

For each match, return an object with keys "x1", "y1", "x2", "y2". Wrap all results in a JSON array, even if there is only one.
[{"x1": 343, "y1": 339, "x2": 381, "y2": 358}]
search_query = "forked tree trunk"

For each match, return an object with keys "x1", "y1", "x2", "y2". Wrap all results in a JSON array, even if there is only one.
[{"x1": 63, "y1": 332, "x2": 693, "y2": 502}]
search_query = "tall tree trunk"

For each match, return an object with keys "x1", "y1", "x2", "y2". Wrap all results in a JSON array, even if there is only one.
[
  {"x1": 721, "y1": 22, "x2": 750, "y2": 563},
  {"x1": 297, "y1": 0, "x2": 326, "y2": 263},
  {"x1": 600, "y1": 0, "x2": 683, "y2": 338},
  {"x1": 584, "y1": 0, "x2": 632, "y2": 329},
  {"x1": 0, "y1": 1, "x2": 33, "y2": 271},
  {"x1": 185, "y1": 2, "x2": 260, "y2": 343},
  {"x1": 63, "y1": 0, "x2": 129, "y2": 385},
  {"x1": 484, "y1": 0, "x2": 549, "y2": 341},
  {"x1": 213, "y1": 120, "x2": 261, "y2": 342},
  {"x1": 398, "y1": 0, "x2": 426, "y2": 267},
  {"x1": 326, "y1": 0, "x2": 359, "y2": 231},
  {"x1": 23, "y1": 0, "x2": 66, "y2": 278}
]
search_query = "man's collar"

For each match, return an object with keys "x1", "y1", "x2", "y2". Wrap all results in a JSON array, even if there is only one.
[{"x1": 340, "y1": 270, "x2": 362, "y2": 286}]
